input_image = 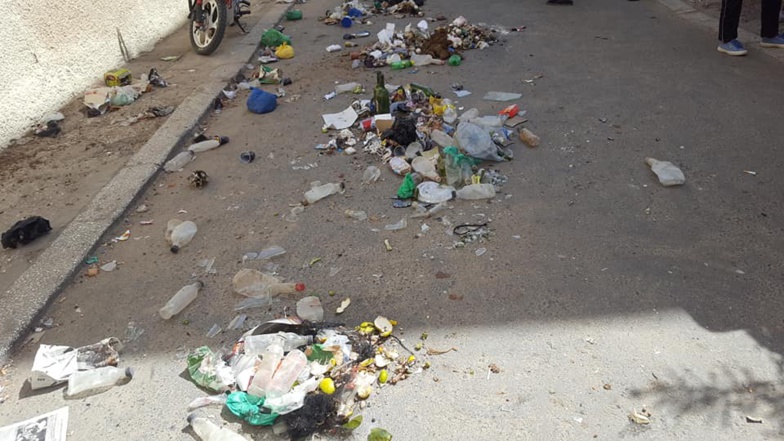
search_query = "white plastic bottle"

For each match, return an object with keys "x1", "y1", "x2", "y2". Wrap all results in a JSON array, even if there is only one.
[
  {"x1": 159, "y1": 281, "x2": 204, "y2": 319},
  {"x1": 416, "y1": 181, "x2": 456, "y2": 204},
  {"x1": 188, "y1": 136, "x2": 229, "y2": 153},
  {"x1": 645, "y1": 157, "x2": 685, "y2": 186},
  {"x1": 65, "y1": 366, "x2": 133, "y2": 399},
  {"x1": 187, "y1": 414, "x2": 248, "y2": 441},
  {"x1": 304, "y1": 182, "x2": 345, "y2": 204},
  {"x1": 169, "y1": 221, "x2": 198, "y2": 253},
  {"x1": 164, "y1": 151, "x2": 194, "y2": 172},
  {"x1": 456, "y1": 183, "x2": 496, "y2": 200}
]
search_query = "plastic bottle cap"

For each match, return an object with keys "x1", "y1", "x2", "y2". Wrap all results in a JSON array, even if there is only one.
[
  {"x1": 196, "y1": 280, "x2": 205, "y2": 288},
  {"x1": 125, "y1": 367, "x2": 135, "y2": 378},
  {"x1": 170, "y1": 245, "x2": 180, "y2": 253},
  {"x1": 186, "y1": 413, "x2": 197, "y2": 424}
]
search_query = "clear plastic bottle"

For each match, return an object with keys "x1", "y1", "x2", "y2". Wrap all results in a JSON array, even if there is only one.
[
  {"x1": 410, "y1": 54, "x2": 444, "y2": 66},
  {"x1": 244, "y1": 333, "x2": 312, "y2": 353},
  {"x1": 416, "y1": 181, "x2": 456, "y2": 204},
  {"x1": 645, "y1": 157, "x2": 685, "y2": 186},
  {"x1": 268, "y1": 282, "x2": 305, "y2": 296},
  {"x1": 265, "y1": 350, "x2": 308, "y2": 399},
  {"x1": 164, "y1": 151, "x2": 194, "y2": 172},
  {"x1": 187, "y1": 414, "x2": 248, "y2": 441},
  {"x1": 165, "y1": 219, "x2": 182, "y2": 243},
  {"x1": 247, "y1": 345, "x2": 283, "y2": 397},
  {"x1": 304, "y1": 182, "x2": 345, "y2": 204},
  {"x1": 159, "y1": 281, "x2": 203, "y2": 319},
  {"x1": 335, "y1": 82, "x2": 361, "y2": 94},
  {"x1": 444, "y1": 153, "x2": 462, "y2": 187},
  {"x1": 411, "y1": 157, "x2": 441, "y2": 182},
  {"x1": 431, "y1": 130, "x2": 455, "y2": 148},
  {"x1": 443, "y1": 106, "x2": 458, "y2": 124},
  {"x1": 65, "y1": 366, "x2": 134, "y2": 399},
  {"x1": 456, "y1": 183, "x2": 496, "y2": 200},
  {"x1": 169, "y1": 221, "x2": 198, "y2": 253}
]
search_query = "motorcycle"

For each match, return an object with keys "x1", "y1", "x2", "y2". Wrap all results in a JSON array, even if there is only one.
[{"x1": 188, "y1": 0, "x2": 251, "y2": 55}]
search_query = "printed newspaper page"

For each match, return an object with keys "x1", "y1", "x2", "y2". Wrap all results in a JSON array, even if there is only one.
[{"x1": 0, "y1": 406, "x2": 68, "y2": 441}]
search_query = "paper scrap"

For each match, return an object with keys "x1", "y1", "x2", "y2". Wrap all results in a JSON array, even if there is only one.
[
  {"x1": 322, "y1": 107, "x2": 359, "y2": 130},
  {"x1": 0, "y1": 406, "x2": 69, "y2": 441}
]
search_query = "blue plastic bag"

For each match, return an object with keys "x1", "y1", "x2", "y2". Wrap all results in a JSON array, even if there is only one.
[{"x1": 247, "y1": 88, "x2": 277, "y2": 114}]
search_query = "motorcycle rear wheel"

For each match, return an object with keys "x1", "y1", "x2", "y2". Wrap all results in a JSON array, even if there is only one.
[{"x1": 189, "y1": 0, "x2": 227, "y2": 55}]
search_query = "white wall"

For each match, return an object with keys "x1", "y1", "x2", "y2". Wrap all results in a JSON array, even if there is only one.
[{"x1": 0, "y1": 0, "x2": 189, "y2": 148}]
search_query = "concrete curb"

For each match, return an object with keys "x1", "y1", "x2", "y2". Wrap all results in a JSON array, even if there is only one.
[
  {"x1": 0, "y1": 3, "x2": 292, "y2": 363},
  {"x1": 656, "y1": 0, "x2": 784, "y2": 63}
]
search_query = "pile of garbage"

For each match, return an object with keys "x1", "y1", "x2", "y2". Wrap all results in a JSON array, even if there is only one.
[
  {"x1": 314, "y1": 71, "x2": 537, "y2": 213},
  {"x1": 83, "y1": 68, "x2": 169, "y2": 118},
  {"x1": 346, "y1": 16, "x2": 503, "y2": 69},
  {"x1": 186, "y1": 312, "x2": 427, "y2": 440},
  {"x1": 322, "y1": 0, "x2": 425, "y2": 28}
]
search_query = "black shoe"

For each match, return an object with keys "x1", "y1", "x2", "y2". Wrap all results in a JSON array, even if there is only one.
[{"x1": 547, "y1": 0, "x2": 573, "y2": 4}]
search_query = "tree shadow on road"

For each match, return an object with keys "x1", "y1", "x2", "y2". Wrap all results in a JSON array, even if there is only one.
[{"x1": 627, "y1": 360, "x2": 784, "y2": 436}]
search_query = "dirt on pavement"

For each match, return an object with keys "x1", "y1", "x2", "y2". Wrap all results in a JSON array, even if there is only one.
[{"x1": 0, "y1": 0, "x2": 274, "y2": 301}]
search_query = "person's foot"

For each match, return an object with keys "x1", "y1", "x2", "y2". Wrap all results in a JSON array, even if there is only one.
[
  {"x1": 760, "y1": 34, "x2": 784, "y2": 48},
  {"x1": 717, "y1": 39, "x2": 748, "y2": 56},
  {"x1": 547, "y1": 0, "x2": 573, "y2": 4}
]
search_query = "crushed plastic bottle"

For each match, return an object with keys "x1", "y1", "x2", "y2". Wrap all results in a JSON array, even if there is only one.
[
  {"x1": 263, "y1": 376, "x2": 319, "y2": 415},
  {"x1": 169, "y1": 220, "x2": 198, "y2": 253},
  {"x1": 243, "y1": 246, "x2": 286, "y2": 262},
  {"x1": 345, "y1": 209, "x2": 368, "y2": 221},
  {"x1": 411, "y1": 156, "x2": 441, "y2": 182},
  {"x1": 187, "y1": 414, "x2": 249, "y2": 441},
  {"x1": 417, "y1": 181, "x2": 456, "y2": 204},
  {"x1": 164, "y1": 151, "x2": 194, "y2": 172},
  {"x1": 456, "y1": 183, "x2": 496, "y2": 200},
  {"x1": 384, "y1": 217, "x2": 408, "y2": 231},
  {"x1": 65, "y1": 366, "x2": 133, "y2": 399},
  {"x1": 304, "y1": 182, "x2": 345, "y2": 204},
  {"x1": 160, "y1": 281, "x2": 204, "y2": 319},
  {"x1": 645, "y1": 157, "x2": 686, "y2": 186},
  {"x1": 363, "y1": 165, "x2": 381, "y2": 183}
]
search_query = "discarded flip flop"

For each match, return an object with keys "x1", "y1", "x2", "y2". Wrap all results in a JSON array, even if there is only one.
[
  {"x1": 453, "y1": 223, "x2": 489, "y2": 237},
  {"x1": 240, "y1": 151, "x2": 256, "y2": 163}
]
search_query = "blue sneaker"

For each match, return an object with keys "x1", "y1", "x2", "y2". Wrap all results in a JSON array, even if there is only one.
[
  {"x1": 718, "y1": 39, "x2": 748, "y2": 56},
  {"x1": 760, "y1": 34, "x2": 784, "y2": 48}
]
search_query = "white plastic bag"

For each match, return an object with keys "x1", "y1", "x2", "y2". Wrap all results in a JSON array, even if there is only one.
[{"x1": 455, "y1": 122, "x2": 506, "y2": 162}]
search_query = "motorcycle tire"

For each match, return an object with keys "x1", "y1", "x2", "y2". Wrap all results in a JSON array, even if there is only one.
[{"x1": 189, "y1": 0, "x2": 228, "y2": 56}]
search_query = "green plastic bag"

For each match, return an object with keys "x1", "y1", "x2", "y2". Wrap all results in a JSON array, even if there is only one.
[
  {"x1": 397, "y1": 172, "x2": 424, "y2": 199},
  {"x1": 226, "y1": 392, "x2": 279, "y2": 426},
  {"x1": 187, "y1": 347, "x2": 230, "y2": 393},
  {"x1": 261, "y1": 29, "x2": 292, "y2": 48}
]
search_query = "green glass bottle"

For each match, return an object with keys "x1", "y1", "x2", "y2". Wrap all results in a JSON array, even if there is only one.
[{"x1": 373, "y1": 71, "x2": 390, "y2": 114}]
